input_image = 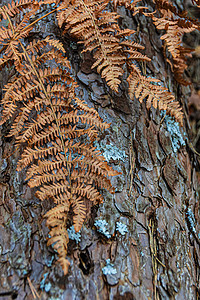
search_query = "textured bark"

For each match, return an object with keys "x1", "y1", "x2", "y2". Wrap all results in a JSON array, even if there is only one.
[{"x1": 0, "y1": 1, "x2": 200, "y2": 300}]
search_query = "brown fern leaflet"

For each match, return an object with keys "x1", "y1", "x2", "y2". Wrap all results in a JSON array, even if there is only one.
[
  {"x1": 57, "y1": 0, "x2": 150, "y2": 92},
  {"x1": 145, "y1": 0, "x2": 199, "y2": 85},
  {"x1": 112, "y1": 0, "x2": 184, "y2": 122},
  {"x1": 0, "y1": 0, "x2": 119, "y2": 274},
  {"x1": 113, "y1": 0, "x2": 148, "y2": 15},
  {"x1": 56, "y1": 0, "x2": 184, "y2": 122},
  {"x1": 127, "y1": 69, "x2": 183, "y2": 124}
]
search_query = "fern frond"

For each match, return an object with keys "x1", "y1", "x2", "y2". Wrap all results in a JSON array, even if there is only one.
[
  {"x1": 71, "y1": 169, "x2": 114, "y2": 193},
  {"x1": 113, "y1": 0, "x2": 148, "y2": 16},
  {"x1": 57, "y1": 0, "x2": 127, "y2": 92},
  {"x1": 45, "y1": 202, "x2": 70, "y2": 223},
  {"x1": 0, "y1": 25, "x2": 119, "y2": 274},
  {"x1": 8, "y1": 102, "x2": 35, "y2": 137},
  {"x1": 28, "y1": 171, "x2": 67, "y2": 187},
  {"x1": 73, "y1": 183, "x2": 103, "y2": 202},
  {"x1": 36, "y1": 181, "x2": 71, "y2": 200},
  {"x1": 26, "y1": 160, "x2": 68, "y2": 180},
  {"x1": 0, "y1": 27, "x2": 13, "y2": 42},
  {"x1": 0, "y1": 0, "x2": 39, "y2": 21},
  {"x1": 44, "y1": 36, "x2": 66, "y2": 53},
  {"x1": 57, "y1": 0, "x2": 152, "y2": 94},
  {"x1": 40, "y1": 0, "x2": 61, "y2": 4},
  {"x1": 26, "y1": 37, "x2": 67, "y2": 58},
  {"x1": 17, "y1": 145, "x2": 62, "y2": 170},
  {"x1": 45, "y1": 203, "x2": 70, "y2": 275},
  {"x1": 145, "y1": 0, "x2": 199, "y2": 84},
  {"x1": 72, "y1": 197, "x2": 86, "y2": 232},
  {"x1": 127, "y1": 70, "x2": 183, "y2": 124},
  {"x1": 0, "y1": 2, "x2": 40, "y2": 73}
]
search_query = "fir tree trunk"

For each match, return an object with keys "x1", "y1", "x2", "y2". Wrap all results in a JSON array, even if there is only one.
[{"x1": 0, "y1": 1, "x2": 199, "y2": 300}]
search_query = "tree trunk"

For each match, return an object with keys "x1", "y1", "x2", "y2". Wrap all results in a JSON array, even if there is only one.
[{"x1": 0, "y1": 1, "x2": 199, "y2": 300}]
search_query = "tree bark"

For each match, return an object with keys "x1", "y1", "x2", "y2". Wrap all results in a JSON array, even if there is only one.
[{"x1": 0, "y1": 1, "x2": 199, "y2": 300}]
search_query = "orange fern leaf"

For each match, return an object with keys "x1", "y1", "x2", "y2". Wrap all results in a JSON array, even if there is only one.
[
  {"x1": 0, "y1": 0, "x2": 39, "y2": 21},
  {"x1": 57, "y1": 0, "x2": 127, "y2": 92},
  {"x1": 57, "y1": 0, "x2": 152, "y2": 95},
  {"x1": 0, "y1": 28, "x2": 119, "y2": 274},
  {"x1": 127, "y1": 70, "x2": 183, "y2": 124},
  {"x1": 145, "y1": 0, "x2": 199, "y2": 84},
  {"x1": 113, "y1": 0, "x2": 148, "y2": 16},
  {"x1": 45, "y1": 203, "x2": 70, "y2": 274},
  {"x1": 72, "y1": 197, "x2": 87, "y2": 232}
]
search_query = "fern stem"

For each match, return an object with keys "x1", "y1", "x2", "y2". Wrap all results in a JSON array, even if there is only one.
[{"x1": 20, "y1": 8, "x2": 58, "y2": 34}]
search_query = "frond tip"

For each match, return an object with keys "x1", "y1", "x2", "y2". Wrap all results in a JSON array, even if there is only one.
[
  {"x1": 45, "y1": 203, "x2": 70, "y2": 274},
  {"x1": 128, "y1": 70, "x2": 184, "y2": 125}
]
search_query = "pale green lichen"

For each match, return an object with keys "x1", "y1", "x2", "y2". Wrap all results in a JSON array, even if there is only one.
[
  {"x1": 40, "y1": 273, "x2": 52, "y2": 293},
  {"x1": 44, "y1": 282, "x2": 52, "y2": 293},
  {"x1": 94, "y1": 140, "x2": 127, "y2": 162},
  {"x1": 102, "y1": 259, "x2": 117, "y2": 275},
  {"x1": 164, "y1": 114, "x2": 186, "y2": 152},
  {"x1": 67, "y1": 225, "x2": 81, "y2": 243},
  {"x1": 40, "y1": 273, "x2": 48, "y2": 290},
  {"x1": 186, "y1": 208, "x2": 197, "y2": 234},
  {"x1": 94, "y1": 219, "x2": 111, "y2": 238},
  {"x1": 46, "y1": 256, "x2": 54, "y2": 267},
  {"x1": 116, "y1": 222, "x2": 128, "y2": 235}
]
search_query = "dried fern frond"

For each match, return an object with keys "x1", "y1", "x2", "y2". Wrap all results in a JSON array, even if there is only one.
[
  {"x1": 0, "y1": 0, "x2": 40, "y2": 21},
  {"x1": 56, "y1": 0, "x2": 184, "y2": 123},
  {"x1": 0, "y1": 1, "x2": 40, "y2": 72},
  {"x1": 72, "y1": 197, "x2": 87, "y2": 232},
  {"x1": 127, "y1": 70, "x2": 183, "y2": 124},
  {"x1": 146, "y1": 0, "x2": 199, "y2": 85},
  {"x1": 39, "y1": 0, "x2": 61, "y2": 4},
  {"x1": 45, "y1": 203, "x2": 70, "y2": 274},
  {"x1": 0, "y1": 25, "x2": 119, "y2": 273},
  {"x1": 57, "y1": 0, "x2": 151, "y2": 93},
  {"x1": 57, "y1": 0, "x2": 125, "y2": 92},
  {"x1": 113, "y1": 0, "x2": 148, "y2": 16}
]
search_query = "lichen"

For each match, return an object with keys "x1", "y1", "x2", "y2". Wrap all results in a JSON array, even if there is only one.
[
  {"x1": 94, "y1": 219, "x2": 111, "y2": 238},
  {"x1": 102, "y1": 259, "x2": 117, "y2": 275},
  {"x1": 44, "y1": 282, "x2": 52, "y2": 293},
  {"x1": 46, "y1": 256, "x2": 54, "y2": 267},
  {"x1": 164, "y1": 114, "x2": 186, "y2": 152},
  {"x1": 40, "y1": 272, "x2": 48, "y2": 290},
  {"x1": 116, "y1": 222, "x2": 128, "y2": 235},
  {"x1": 67, "y1": 225, "x2": 81, "y2": 243},
  {"x1": 94, "y1": 140, "x2": 127, "y2": 162},
  {"x1": 186, "y1": 208, "x2": 197, "y2": 234},
  {"x1": 0, "y1": 158, "x2": 7, "y2": 172}
]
